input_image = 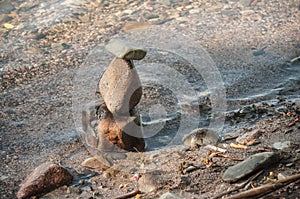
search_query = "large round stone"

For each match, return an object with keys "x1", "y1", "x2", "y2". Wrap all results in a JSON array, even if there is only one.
[{"x1": 99, "y1": 58, "x2": 142, "y2": 115}]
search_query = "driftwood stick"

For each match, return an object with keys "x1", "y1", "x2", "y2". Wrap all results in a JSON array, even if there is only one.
[
  {"x1": 212, "y1": 170, "x2": 263, "y2": 199},
  {"x1": 224, "y1": 173, "x2": 300, "y2": 199},
  {"x1": 113, "y1": 190, "x2": 141, "y2": 199}
]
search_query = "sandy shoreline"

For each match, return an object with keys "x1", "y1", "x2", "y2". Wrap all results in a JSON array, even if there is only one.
[{"x1": 1, "y1": 0, "x2": 300, "y2": 198}]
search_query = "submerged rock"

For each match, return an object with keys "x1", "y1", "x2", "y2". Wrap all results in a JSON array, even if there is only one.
[
  {"x1": 222, "y1": 152, "x2": 280, "y2": 182},
  {"x1": 17, "y1": 162, "x2": 73, "y2": 199},
  {"x1": 105, "y1": 38, "x2": 147, "y2": 60},
  {"x1": 99, "y1": 58, "x2": 142, "y2": 115},
  {"x1": 183, "y1": 128, "x2": 220, "y2": 147}
]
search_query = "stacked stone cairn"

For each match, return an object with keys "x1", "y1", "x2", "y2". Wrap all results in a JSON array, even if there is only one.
[{"x1": 96, "y1": 39, "x2": 146, "y2": 152}]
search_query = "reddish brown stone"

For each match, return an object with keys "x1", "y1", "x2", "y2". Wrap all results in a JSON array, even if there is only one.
[
  {"x1": 17, "y1": 163, "x2": 73, "y2": 199},
  {"x1": 97, "y1": 104, "x2": 145, "y2": 152}
]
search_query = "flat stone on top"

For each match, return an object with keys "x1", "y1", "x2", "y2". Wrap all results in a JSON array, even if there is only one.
[{"x1": 105, "y1": 38, "x2": 147, "y2": 60}]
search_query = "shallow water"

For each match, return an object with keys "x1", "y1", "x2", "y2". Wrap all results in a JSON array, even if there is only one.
[{"x1": 73, "y1": 42, "x2": 300, "y2": 151}]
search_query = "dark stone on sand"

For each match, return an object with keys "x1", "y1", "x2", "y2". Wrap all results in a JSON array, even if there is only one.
[
  {"x1": 222, "y1": 152, "x2": 280, "y2": 182},
  {"x1": 17, "y1": 162, "x2": 73, "y2": 199},
  {"x1": 252, "y1": 48, "x2": 266, "y2": 56}
]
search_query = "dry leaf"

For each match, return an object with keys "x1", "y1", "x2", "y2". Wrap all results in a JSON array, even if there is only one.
[
  {"x1": 3, "y1": 23, "x2": 14, "y2": 29},
  {"x1": 208, "y1": 152, "x2": 219, "y2": 158},
  {"x1": 205, "y1": 152, "x2": 217, "y2": 167}
]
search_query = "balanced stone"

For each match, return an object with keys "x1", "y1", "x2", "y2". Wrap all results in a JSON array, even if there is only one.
[
  {"x1": 222, "y1": 152, "x2": 280, "y2": 182},
  {"x1": 96, "y1": 102, "x2": 145, "y2": 152},
  {"x1": 99, "y1": 57, "x2": 142, "y2": 114},
  {"x1": 105, "y1": 38, "x2": 147, "y2": 60},
  {"x1": 80, "y1": 39, "x2": 147, "y2": 166},
  {"x1": 183, "y1": 128, "x2": 220, "y2": 148}
]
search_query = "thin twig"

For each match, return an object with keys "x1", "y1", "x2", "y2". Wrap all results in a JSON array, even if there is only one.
[
  {"x1": 212, "y1": 170, "x2": 264, "y2": 199},
  {"x1": 205, "y1": 145, "x2": 227, "y2": 153},
  {"x1": 113, "y1": 190, "x2": 141, "y2": 199},
  {"x1": 216, "y1": 153, "x2": 244, "y2": 161},
  {"x1": 224, "y1": 173, "x2": 300, "y2": 199}
]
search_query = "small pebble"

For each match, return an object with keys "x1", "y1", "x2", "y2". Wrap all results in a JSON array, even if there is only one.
[
  {"x1": 185, "y1": 166, "x2": 197, "y2": 173},
  {"x1": 79, "y1": 180, "x2": 85, "y2": 185},
  {"x1": 277, "y1": 173, "x2": 286, "y2": 181},
  {"x1": 183, "y1": 128, "x2": 220, "y2": 147}
]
